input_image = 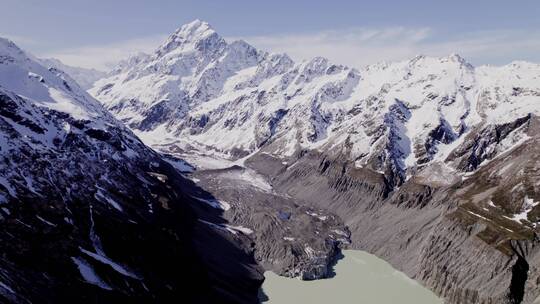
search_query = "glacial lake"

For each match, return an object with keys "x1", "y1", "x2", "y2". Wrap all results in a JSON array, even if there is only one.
[{"x1": 260, "y1": 250, "x2": 443, "y2": 304}]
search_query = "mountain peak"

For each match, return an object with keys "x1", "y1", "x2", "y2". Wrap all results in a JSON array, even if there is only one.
[
  {"x1": 0, "y1": 36, "x2": 27, "y2": 61},
  {"x1": 156, "y1": 20, "x2": 223, "y2": 56},
  {"x1": 406, "y1": 53, "x2": 474, "y2": 70},
  {"x1": 0, "y1": 36, "x2": 17, "y2": 49},
  {"x1": 170, "y1": 19, "x2": 215, "y2": 42},
  {"x1": 437, "y1": 53, "x2": 473, "y2": 72},
  {"x1": 178, "y1": 19, "x2": 213, "y2": 34},
  {"x1": 445, "y1": 53, "x2": 472, "y2": 67}
]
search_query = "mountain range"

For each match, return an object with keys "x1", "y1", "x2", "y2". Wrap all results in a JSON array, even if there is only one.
[{"x1": 1, "y1": 19, "x2": 540, "y2": 303}]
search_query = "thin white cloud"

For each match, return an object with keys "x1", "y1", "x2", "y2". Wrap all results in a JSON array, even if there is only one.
[
  {"x1": 232, "y1": 27, "x2": 540, "y2": 68},
  {"x1": 40, "y1": 34, "x2": 168, "y2": 71},
  {"x1": 36, "y1": 27, "x2": 540, "y2": 72},
  {"x1": 421, "y1": 30, "x2": 540, "y2": 65}
]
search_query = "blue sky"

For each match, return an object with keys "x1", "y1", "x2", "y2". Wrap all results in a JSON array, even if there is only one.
[{"x1": 2, "y1": 0, "x2": 540, "y2": 70}]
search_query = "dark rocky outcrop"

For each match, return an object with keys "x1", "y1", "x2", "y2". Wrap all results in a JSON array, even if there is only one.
[{"x1": 0, "y1": 90, "x2": 263, "y2": 303}]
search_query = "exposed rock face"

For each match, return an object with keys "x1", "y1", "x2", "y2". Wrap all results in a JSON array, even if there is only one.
[
  {"x1": 189, "y1": 164, "x2": 350, "y2": 280},
  {"x1": 0, "y1": 38, "x2": 262, "y2": 303},
  {"x1": 245, "y1": 115, "x2": 540, "y2": 303}
]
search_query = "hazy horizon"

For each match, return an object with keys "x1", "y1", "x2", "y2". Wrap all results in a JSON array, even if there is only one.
[{"x1": 2, "y1": 0, "x2": 539, "y2": 70}]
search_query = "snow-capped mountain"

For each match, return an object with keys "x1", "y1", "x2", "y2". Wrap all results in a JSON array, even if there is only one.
[
  {"x1": 38, "y1": 57, "x2": 106, "y2": 90},
  {"x1": 91, "y1": 20, "x2": 540, "y2": 187},
  {"x1": 0, "y1": 37, "x2": 261, "y2": 303},
  {"x1": 89, "y1": 20, "x2": 540, "y2": 303}
]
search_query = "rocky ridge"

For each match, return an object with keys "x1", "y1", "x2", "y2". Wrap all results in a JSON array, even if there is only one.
[{"x1": 0, "y1": 37, "x2": 262, "y2": 303}]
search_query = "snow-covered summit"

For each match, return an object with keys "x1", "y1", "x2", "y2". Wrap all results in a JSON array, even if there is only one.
[
  {"x1": 0, "y1": 37, "x2": 24, "y2": 59},
  {"x1": 170, "y1": 19, "x2": 214, "y2": 41},
  {"x1": 156, "y1": 19, "x2": 219, "y2": 56},
  {"x1": 90, "y1": 21, "x2": 540, "y2": 185},
  {"x1": 0, "y1": 36, "x2": 114, "y2": 123}
]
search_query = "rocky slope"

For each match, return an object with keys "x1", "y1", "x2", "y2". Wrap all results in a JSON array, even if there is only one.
[
  {"x1": 247, "y1": 115, "x2": 540, "y2": 303},
  {"x1": 185, "y1": 159, "x2": 351, "y2": 280},
  {"x1": 90, "y1": 20, "x2": 540, "y2": 303},
  {"x1": 0, "y1": 37, "x2": 263, "y2": 303}
]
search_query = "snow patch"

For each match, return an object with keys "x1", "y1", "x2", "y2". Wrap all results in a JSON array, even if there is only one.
[
  {"x1": 503, "y1": 196, "x2": 539, "y2": 225},
  {"x1": 191, "y1": 196, "x2": 231, "y2": 211},
  {"x1": 94, "y1": 188, "x2": 123, "y2": 212},
  {"x1": 71, "y1": 257, "x2": 112, "y2": 290},
  {"x1": 36, "y1": 215, "x2": 56, "y2": 227},
  {"x1": 164, "y1": 157, "x2": 195, "y2": 173},
  {"x1": 80, "y1": 247, "x2": 140, "y2": 280},
  {"x1": 220, "y1": 169, "x2": 273, "y2": 192},
  {"x1": 0, "y1": 280, "x2": 15, "y2": 294},
  {"x1": 198, "y1": 219, "x2": 253, "y2": 235}
]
